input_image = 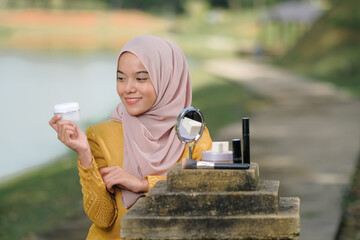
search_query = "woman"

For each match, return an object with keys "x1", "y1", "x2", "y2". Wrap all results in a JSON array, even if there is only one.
[{"x1": 49, "y1": 35, "x2": 212, "y2": 239}]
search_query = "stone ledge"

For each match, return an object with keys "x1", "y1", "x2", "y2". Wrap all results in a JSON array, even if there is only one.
[
  {"x1": 121, "y1": 197, "x2": 300, "y2": 240},
  {"x1": 146, "y1": 180, "x2": 279, "y2": 216},
  {"x1": 167, "y1": 163, "x2": 259, "y2": 192}
]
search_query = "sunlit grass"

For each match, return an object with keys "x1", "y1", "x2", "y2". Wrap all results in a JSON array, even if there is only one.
[
  {"x1": 0, "y1": 153, "x2": 83, "y2": 240},
  {"x1": 276, "y1": 45, "x2": 360, "y2": 97},
  {"x1": 275, "y1": 0, "x2": 360, "y2": 98},
  {"x1": 337, "y1": 151, "x2": 360, "y2": 240},
  {"x1": 169, "y1": 9, "x2": 263, "y2": 60}
]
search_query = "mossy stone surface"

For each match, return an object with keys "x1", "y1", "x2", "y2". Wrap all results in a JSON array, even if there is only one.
[
  {"x1": 121, "y1": 197, "x2": 300, "y2": 240},
  {"x1": 167, "y1": 163, "x2": 259, "y2": 192},
  {"x1": 146, "y1": 180, "x2": 279, "y2": 216},
  {"x1": 121, "y1": 162, "x2": 300, "y2": 239}
]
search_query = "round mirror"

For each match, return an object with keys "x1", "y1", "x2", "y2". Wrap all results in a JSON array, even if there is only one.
[{"x1": 175, "y1": 106, "x2": 205, "y2": 159}]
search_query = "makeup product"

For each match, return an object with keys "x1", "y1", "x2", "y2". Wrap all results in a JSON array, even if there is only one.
[
  {"x1": 202, "y1": 141, "x2": 233, "y2": 163},
  {"x1": 242, "y1": 117, "x2": 250, "y2": 164},
  {"x1": 182, "y1": 117, "x2": 202, "y2": 135},
  {"x1": 182, "y1": 158, "x2": 250, "y2": 170},
  {"x1": 212, "y1": 141, "x2": 229, "y2": 153},
  {"x1": 232, "y1": 139, "x2": 242, "y2": 163},
  {"x1": 54, "y1": 102, "x2": 80, "y2": 124}
]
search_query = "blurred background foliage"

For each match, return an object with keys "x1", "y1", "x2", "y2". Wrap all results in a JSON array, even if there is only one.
[
  {"x1": 1, "y1": 0, "x2": 302, "y2": 12},
  {"x1": 0, "y1": 0, "x2": 359, "y2": 239},
  {"x1": 277, "y1": 0, "x2": 360, "y2": 95}
]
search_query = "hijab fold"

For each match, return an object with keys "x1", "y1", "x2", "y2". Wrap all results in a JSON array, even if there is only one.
[{"x1": 110, "y1": 35, "x2": 192, "y2": 208}]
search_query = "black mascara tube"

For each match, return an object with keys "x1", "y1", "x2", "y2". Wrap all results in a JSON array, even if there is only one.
[
  {"x1": 232, "y1": 139, "x2": 242, "y2": 163},
  {"x1": 242, "y1": 117, "x2": 250, "y2": 164}
]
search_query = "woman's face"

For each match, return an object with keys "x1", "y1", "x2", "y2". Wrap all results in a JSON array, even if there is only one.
[{"x1": 117, "y1": 52, "x2": 157, "y2": 116}]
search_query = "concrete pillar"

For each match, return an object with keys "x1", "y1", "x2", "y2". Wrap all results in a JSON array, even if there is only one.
[{"x1": 121, "y1": 163, "x2": 300, "y2": 239}]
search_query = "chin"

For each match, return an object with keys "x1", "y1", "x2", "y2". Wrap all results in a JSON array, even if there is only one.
[{"x1": 126, "y1": 107, "x2": 144, "y2": 116}]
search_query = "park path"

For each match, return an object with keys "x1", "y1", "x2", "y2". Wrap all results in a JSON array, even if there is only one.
[{"x1": 205, "y1": 58, "x2": 360, "y2": 240}]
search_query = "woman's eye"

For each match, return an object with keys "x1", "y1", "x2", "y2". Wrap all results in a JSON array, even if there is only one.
[
  {"x1": 137, "y1": 78, "x2": 148, "y2": 81},
  {"x1": 117, "y1": 77, "x2": 125, "y2": 81}
]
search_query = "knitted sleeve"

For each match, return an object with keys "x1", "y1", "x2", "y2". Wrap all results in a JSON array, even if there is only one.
[
  {"x1": 146, "y1": 175, "x2": 167, "y2": 190},
  {"x1": 77, "y1": 126, "x2": 118, "y2": 229}
]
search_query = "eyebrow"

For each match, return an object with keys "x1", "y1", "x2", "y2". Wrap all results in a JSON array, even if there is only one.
[
  {"x1": 136, "y1": 70, "x2": 149, "y2": 74},
  {"x1": 117, "y1": 70, "x2": 149, "y2": 74}
]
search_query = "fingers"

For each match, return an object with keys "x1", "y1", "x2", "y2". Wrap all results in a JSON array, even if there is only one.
[
  {"x1": 102, "y1": 172, "x2": 117, "y2": 193},
  {"x1": 73, "y1": 124, "x2": 81, "y2": 138},
  {"x1": 101, "y1": 167, "x2": 120, "y2": 191},
  {"x1": 99, "y1": 166, "x2": 119, "y2": 176},
  {"x1": 49, "y1": 114, "x2": 61, "y2": 131},
  {"x1": 49, "y1": 115, "x2": 77, "y2": 135},
  {"x1": 58, "y1": 122, "x2": 76, "y2": 139},
  {"x1": 50, "y1": 115, "x2": 87, "y2": 154},
  {"x1": 100, "y1": 167, "x2": 124, "y2": 193},
  {"x1": 103, "y1": 179, "x2": 115, "y2": 194},
  {"x1": 55, "y1": 120, "x2": 78, "y2": 147},
  {"x1": 50, "y1": 115, "x2": 75, "y2": 142},
  {"x1": 99, "y1": 167, "x2": 147, "y2": 193}
]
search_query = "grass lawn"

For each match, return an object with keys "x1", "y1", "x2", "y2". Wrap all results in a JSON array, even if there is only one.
[
  {"x1": 0, "y1": 153, "x2": 83, "y2": 240},
  {"x1": 336, "y1": 152, "x2": 360, "y2": 240},
  {"x1": 275, "y1": 0, "x2": 360, "y2": 97}
]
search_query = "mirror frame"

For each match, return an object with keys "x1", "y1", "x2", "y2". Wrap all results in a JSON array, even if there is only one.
[{"x1": 174, "y1": 106, "x2": 205, "y2": 159}]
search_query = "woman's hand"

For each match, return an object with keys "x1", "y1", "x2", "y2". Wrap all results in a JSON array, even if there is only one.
[
  {"x1": 49, "y1": 115, "x2": 92, "y2": 168},
  {"x1": 99, "y1": 166, "x2": 149, "y2": 194}
]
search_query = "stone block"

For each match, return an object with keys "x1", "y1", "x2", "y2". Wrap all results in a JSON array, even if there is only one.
[
  {"x1": 121, "y1": 197, "x2": 300, "y2": 240},
  {"x1": 146, "y1": 180, "x2": 279, "y2": 216},
  {"x1": 167, "y1": 163, "x2": 259, "y2": 192}
]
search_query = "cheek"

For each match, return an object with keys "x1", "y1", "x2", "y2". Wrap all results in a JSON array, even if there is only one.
[
  {"x1": 116, "y1": 82, "x2": 123, "y2": 96},
  {"x1": 144, "y1": 85, "x2": 157, "y2": 104},
  {"x1": 150, "y1": 90, "x2": 157, "y2": 104}
]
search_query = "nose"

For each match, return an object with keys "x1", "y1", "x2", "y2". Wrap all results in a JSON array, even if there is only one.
[{"x1": 124, "y1": 79, "x2": 136, "y2": 93}]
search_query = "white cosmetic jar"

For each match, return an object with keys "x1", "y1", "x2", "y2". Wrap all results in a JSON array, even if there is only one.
[
  {"x1": 202, "y1": 151, "x2": 233, "y2": 163},
  {"x1": 54, "y1": 102, "x2": 80, "y2": 124}
]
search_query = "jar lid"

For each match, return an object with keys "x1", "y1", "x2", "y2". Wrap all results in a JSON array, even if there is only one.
[{"x1": 54, "y1": 102, "x2": 80, "y2": 113}]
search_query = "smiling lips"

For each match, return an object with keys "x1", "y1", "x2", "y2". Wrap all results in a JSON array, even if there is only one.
[{"x1": 125, "y1": 97, "x2": 142, "y2": 105}]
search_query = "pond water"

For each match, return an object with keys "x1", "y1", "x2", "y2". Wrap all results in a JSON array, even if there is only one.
[{"x1": 0, "y1": 51, "x2": 120, "y2": 181}]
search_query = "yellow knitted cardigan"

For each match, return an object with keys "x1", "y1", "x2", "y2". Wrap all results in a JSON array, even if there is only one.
[{"x1": 78, "y1": 120, "x2": 212, "y2": 239}]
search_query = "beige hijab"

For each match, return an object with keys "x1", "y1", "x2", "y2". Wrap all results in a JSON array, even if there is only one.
[{"x1": 111, "y1": 35, "x2": 192, "y2": 208}]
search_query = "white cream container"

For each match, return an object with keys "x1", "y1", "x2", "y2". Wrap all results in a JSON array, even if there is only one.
[
  {"x1": 202, "y1": 150, "x2": 233, "y2": 163},
  {"x1": 53, "y1": 102, "x2": 80, "y2": 125},
  {"x1": 202, "y1": 141, "x2": 233, "y2": 163}
]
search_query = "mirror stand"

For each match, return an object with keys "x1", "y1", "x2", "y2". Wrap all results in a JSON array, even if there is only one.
[{"x1": 175, "y1": 106, "x2": 205, "y2": 159}]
